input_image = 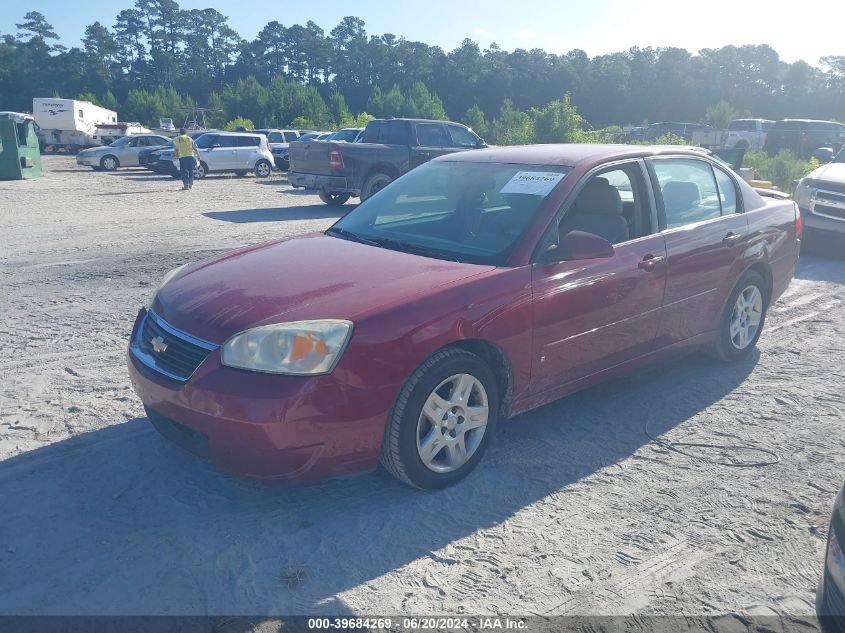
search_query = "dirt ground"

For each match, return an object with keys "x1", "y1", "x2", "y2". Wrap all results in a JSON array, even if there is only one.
[{"x1": 1, "y1": 156, "x2": 844, "y2": 621}]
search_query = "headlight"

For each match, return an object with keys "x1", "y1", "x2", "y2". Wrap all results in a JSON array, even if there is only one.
[
  {"x1": 221, "y1": 320, "x2": 353, "y2": 375},
  {"x1": 148, "y1": 264, "x2": 188, "y2": 306},
  {"x1": 793, "y1": 180, "x2": 814, "y2": 209}
]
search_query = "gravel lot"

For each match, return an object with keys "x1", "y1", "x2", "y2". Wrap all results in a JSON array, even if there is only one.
[{"x1": 1, "y1": 156, "x2": 844, "y2": 622}]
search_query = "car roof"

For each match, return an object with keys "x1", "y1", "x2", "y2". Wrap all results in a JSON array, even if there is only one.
[
  {"x1": 434, "y1": 143, "x2": 718, "y2": 167},
  {"x1": 205, "y1": 131, "x2": 263, "y2": 137},
  {"x1": 779, "y1": 119, "x2": 845, "y2": 124}
]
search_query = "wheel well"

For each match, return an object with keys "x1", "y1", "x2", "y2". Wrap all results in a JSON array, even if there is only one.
[
  {"x1": 747, "y1": 262, "x2": 773, "y2": 303},
  {"x1": 447, "y1": 339, "x2": 513, "y2": 418},
  {"x1": 365, "y1": 164, "x2": 399, "y2": 182}
]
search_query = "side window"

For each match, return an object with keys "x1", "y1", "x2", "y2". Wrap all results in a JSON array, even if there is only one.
[
  {"x1": 78, "y1": 110, "x2": 84, "y2": 119},
  {"x1": 416, "y1": 123, "x2": 449, "y2": 147},
  {"x1": 16, "y1": 122, "x2": 27, "y2": 146},
  {"x1": 447, "y1": 124, "x2": 479, "y2": 148},
  {"x1": 235, "y1": 136, "x2": 259, "y2": 147},
  {"x1": 128, "y1": 137, "x2": 140, "y2": 147},
  {"x1": 268, "y1": 132, "x2": 283, "y2": 143},
  {"x1": 382, "y1": 122, "x2": 407, "y2": 145},
  {"x1": 653, "y1": 159, "x2": 722, "y2": 229},
  {"x1": 558, "y1": 165, "x2": 646, "y2": 246},
  {"x1": 217, "y1": 136, "x2": 237, "y2": 148},
  {"x1": 713, "y1": 167, "x2": 739, "y2": 214}
]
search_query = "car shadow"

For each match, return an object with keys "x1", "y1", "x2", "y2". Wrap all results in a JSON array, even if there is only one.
[
  {"x1": 203, "y1": 206, "x2": 351, "y2": 223},
  {"x1": 0, "y1": 350, "x2": 758, "y2": 614},
  {"x1": 795, "y1": 232, "x2": 845, "y2": 285}
]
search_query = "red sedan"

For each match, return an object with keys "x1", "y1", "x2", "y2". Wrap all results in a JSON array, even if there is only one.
[{"x1": 128, "y1": 144, "x2": 800, "y2": 489}]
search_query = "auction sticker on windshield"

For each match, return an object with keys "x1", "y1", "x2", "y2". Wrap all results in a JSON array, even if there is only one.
[{"x1": 500, "y1": 171, "x2": 565, "y2": 196}]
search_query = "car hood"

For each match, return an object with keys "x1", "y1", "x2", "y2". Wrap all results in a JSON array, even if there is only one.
[
  {"x1": 807, "y1": 162, "x2": 845, "y2": 185},
  {"x1": 153, "y1": 233, "x2": 494, "y2": 344},
  {"x1": 79, "y1": 146, "x2": 108, "y2": 156}
]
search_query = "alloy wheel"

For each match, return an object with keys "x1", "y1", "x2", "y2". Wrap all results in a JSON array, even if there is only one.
[
  {"x1": 729, "y1": 285, "x2": 763, "y2": 350},
  {"x1": 416, "y1": 373, "x2": 489, "y2": 473}
]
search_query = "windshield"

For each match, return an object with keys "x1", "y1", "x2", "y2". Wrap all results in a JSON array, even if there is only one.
[
  {"x1": 329, "y1": 161, "x2": 571, "y2": 265},
  {"x1": 110, "y1": 137, "x2": 131, "y2": 147},
  {"x1": 194, "y1": 133, "x2": 216, "y2": 149}
]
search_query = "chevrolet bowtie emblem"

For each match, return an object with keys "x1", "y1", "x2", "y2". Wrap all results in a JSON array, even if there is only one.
[{"x1": 151, "y1": 336, "x2": 168, "y2": 354}]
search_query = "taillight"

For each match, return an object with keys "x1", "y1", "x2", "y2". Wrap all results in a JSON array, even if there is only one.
[
  {"x1": 329, "y1": 149, "x2": 344, "y2": 170},
  {"x1": 794, "y1": 202, "x2": 803, "y2": 239}
]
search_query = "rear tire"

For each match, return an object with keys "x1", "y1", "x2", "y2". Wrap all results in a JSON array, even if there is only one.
[
  {"x1": 380, "y1": 348, "x2": 498, "y2": 490},
  {"x1": 254, "y1": 159, "x2": 272, "y2": 178},
  {"x1": 318, "y1": 190, "x2": 351, "y2": 206},
  {"x1": 706, "y1": 270, "x2": 768, "y2": 362},
  {"x1": 360, "y1": 172, "x2": 393, "y2": 202}
]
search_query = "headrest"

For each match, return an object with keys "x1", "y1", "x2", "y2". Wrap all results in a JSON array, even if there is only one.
[
  {"x1": 574, "y1": 177, "x2": 623, "y2": 216},
  {"x1": 662, "y1": 181, "x2": 701, "y2": 210}
]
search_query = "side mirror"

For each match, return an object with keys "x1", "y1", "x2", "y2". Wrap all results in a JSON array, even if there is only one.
[
  {"x1": 542, "y1": 230, "x2": 615, "y2": 264},
  {"x1": 476, "y1": 138, "x2": 488, "y2": 148},
  {"x1": 813, "y1": 147, "x2": 834, "y2": 163}
]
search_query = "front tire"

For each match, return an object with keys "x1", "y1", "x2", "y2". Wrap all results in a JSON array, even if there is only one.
[
  {"x1": 707, "y1": 270, "x2": 767, "y2": 362},
  {"x1": 194, "y1": 162, "x2": 207, "y2": 179},
  {"x1": 380, "y1": 348, "x2": 499, "y2": 489},
  {"x1": 254, "y1": 159, "x2": 272, "y2": 178},
  {"x1": 100, "y1": 155, "x2": 119, "y2": 171},
  {"x1": 360, "y1": 172, "x2": 393, "y2": 201},
  {"x1": 318, "y1": 190, "x2": 351, "y2": 206}
]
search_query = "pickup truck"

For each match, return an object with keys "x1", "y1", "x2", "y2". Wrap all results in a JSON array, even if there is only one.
[
  {"x1": 288, "y1": 118, "x2": 486, "y2": 205},
  {"x1": 692, "y1": 118, "x2": 775, "y2": 151}
]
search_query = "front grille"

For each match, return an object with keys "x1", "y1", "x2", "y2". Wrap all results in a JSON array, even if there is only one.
[{"x1": 133, "y1": 311, "x2": 216, "y2": 381}]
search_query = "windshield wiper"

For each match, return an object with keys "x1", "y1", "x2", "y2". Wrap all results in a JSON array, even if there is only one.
[
  {"x1": 326, "y1": 227, "x2": 382, "y2": 248},
  {"x1": 365, "y1": 236, "x2": 462, "y2": 262}
]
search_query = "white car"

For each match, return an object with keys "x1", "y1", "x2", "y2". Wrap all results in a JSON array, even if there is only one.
[
  {"x1": 76, "y1": 134, "x2": 172, "y2": 171},
  {"x1": 174, "y1": 132, "x2": 275, "y2": 178}
]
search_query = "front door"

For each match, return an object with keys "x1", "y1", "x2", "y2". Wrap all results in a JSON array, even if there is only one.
[
  {"x1": 647, "y1": 156, "x2": 750, "y2": 347},
  {"x1": 531, "y1": 161, "x2": 667, "y2": 395}
]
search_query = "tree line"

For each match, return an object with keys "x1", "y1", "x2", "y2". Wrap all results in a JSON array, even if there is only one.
[{"x1": 3, "y1": 5, "x2": 844, "y2": 137}]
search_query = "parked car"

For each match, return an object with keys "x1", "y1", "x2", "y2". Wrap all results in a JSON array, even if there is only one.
[
  {"x1": 793, "y1": 145, "x2": 845, "y2": 235},
  {"x1": 128, "y1": 144, "x2": 800, "y2": 489},
  {"x1": 254, "y1": 129, "x2": 301, "y2": 171},
  {"x1": 162, "y1": 131, "x2": 274, "y2": 179},
  {"x1": 645, "y1": 122, "x2": 712, "y2": 143},
  {"x1": 764, "y1": 119, "x2": 845, "y2": 159},
  {"x1": 139, "y1": 131, "x2": 208, "y2": 173},
  {"x1": 76, "y1": 133, "x2": 172, "y2": 170},
  {"x1": 288, "y1": 118, "x2": 487, "y2": 205},
  {"x1": 326, "y1": 128, "x2": 364, "y2": 143},
  {"x1": 817, "y1": 481, "x2": 845, "y2": 628}
]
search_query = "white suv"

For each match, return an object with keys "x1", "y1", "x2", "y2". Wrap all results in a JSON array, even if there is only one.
[{"x1": 173, "y1": 132, "x2": 275, "y2": 178}]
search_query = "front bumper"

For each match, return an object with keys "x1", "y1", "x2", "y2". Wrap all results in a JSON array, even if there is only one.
[
  {"x1": 288, "y1": 171, "x2": 352, "y2": 193},
  {"x1": 76, "y1": 154, "x2": 100, "y2": 166},
  {"x1": 127, "y1": 308, "x2": 395, "y2": 483},
  {"x1": 802, "y1": 207, "x2": 845, "y2": 235}
]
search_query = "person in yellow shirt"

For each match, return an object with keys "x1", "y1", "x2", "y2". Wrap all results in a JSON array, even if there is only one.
[{"x1": 173, "y1": 128, "x2": 199, "y2": 190}]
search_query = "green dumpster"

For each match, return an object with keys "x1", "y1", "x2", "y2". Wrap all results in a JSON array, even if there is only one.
[{"x1": 0, "y1": 112, "x2": 42, "y2": 179}]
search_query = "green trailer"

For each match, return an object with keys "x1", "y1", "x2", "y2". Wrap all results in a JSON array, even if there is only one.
[{"x1": 0, "y1": 112, "x2": 42, "y2": 179}]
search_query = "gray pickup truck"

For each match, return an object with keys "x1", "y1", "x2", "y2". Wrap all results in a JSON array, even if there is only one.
[{"x1": 288, "y1": 118, "x2": 486, "y2": 205}]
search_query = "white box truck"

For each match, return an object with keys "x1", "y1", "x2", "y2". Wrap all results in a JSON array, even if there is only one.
[{"x1": 32, "y1": 98, "x2": 118, "y2": 152}]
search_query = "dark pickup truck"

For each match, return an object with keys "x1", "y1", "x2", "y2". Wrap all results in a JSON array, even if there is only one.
[{"x1": 288, "y1": 118, "x2": 486, "y2": 205}]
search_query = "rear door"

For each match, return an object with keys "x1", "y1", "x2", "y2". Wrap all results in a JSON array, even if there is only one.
[
  {"x1": 531, "y1": 160, "x2": 667, "y2": 394},
  {"x1": 411, "y1": 122, "x2": 454, "y2": 168},
  {"x1": 647, "y1": 156, "x2": 749, "y2": 348}
]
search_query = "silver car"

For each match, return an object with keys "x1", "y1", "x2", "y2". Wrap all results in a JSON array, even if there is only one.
[{"x1": 76, "y1": 134, "x2": 172, "y2": 171}]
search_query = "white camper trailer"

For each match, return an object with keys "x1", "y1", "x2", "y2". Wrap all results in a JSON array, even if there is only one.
[{"x1": 32, "y1": 98, "x2": 118, "y2": 151}]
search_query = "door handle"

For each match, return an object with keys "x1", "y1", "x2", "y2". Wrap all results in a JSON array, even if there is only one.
[
  {"x1": 638, "y1": 254, "x2": 665, "y2": 271},
  {"x1": 722, "y1": 232, "x2": 742, "y2": 246}
]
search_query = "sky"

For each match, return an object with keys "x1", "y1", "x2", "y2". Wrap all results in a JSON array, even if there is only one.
[{"x1": 3, "y1": 0, "x2": 843, "y2": 65}]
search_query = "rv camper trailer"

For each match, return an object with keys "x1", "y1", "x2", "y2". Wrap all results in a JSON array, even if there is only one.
[{"x1": 32, "y1": 98, "x2": 117, "y2": 152}]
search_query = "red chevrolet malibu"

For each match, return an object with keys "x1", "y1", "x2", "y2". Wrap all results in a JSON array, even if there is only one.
[{"x1": 128, "y1": 145, "x2": 800, "y2": 489}]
